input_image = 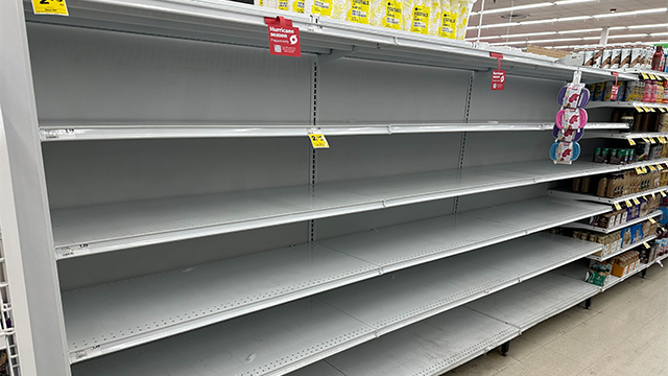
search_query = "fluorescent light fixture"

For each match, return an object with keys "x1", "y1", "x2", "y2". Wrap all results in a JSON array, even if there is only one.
[
  {"x1": 470, "y1": 0, "x2": 596, "y2": 16},
  {"x1": 489, "y1": 40, "x2": 530, "y2": 45},
  {"x1": 558, "y1": 28, "x2": 602, "y2": 34},
  {"x1": 594, "y1": 8, "x2": 667, "y2": 19},
  {"x1": 650, "y1": 32, "x2": 668, "y2": 36},
  {"x1": 553, "y1": 0, "x2": 596, "y2": 4},
  {"x1": 555, "y1": 15, "x2": 593, "y2": 22},
  {"x1": 475, "y1": 22, "x2": 520, "y2": 29},
  {"x1": 629, "y1": 23, "x2": 668, "y2": 29},
  {"x1": 501, "y1": 31, "x2": 558, "y2": 38},
  {"x1": 582, "y1": 36, "x2": 600, "y2": 40},
  {"x1": 609, "y1": 26, "x2": 627, "y2": 30},
  {"x1": 608, "y1": 33, "x2": 649, "y2": 39}
]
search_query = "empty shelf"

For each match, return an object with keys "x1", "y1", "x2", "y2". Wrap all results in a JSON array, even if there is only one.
[
  {"x1": 70, "y1": 298, "x2": 376, "y2": 374},
  {"x1": 52, "y1": 159, "x2": 617, "y2": 258},
  {"x1": 467, "y1": 272, "x2": 600, "y2": 332},
  {"x1": 62, "y1": 198, "x2": 608, "y2": 362},
  {"x1": 66, "y1": 232, "x2": 600, "y2": 367},
  {"x1": 549, "y1": 186, "x2": 668, "y2": 205},
  {"x1": 38, "y1": 122, "x2": 630, "y2": 141},
  {"x1": 317, "y1": 233, "x2": 601, "y2": 337}
]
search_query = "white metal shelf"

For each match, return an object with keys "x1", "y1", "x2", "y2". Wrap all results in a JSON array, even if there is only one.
[
  {"x1": 601, "y1": 263, "x2": 649, "y2": 292},
  {"x1": 67, "y1": 232, "x2": 601, "y2": 367},
  {"x1": 561, "y1": 210, "x2": 661, "y2": 234},
  {"x1": 587, "y1": 235, "x2": 657, "y2": 262},
  {"x1": 62, "y1": 198, "x2": 606, "y2": 363},
  {"x1": 586, "y1": 101, "x2": 668, "y2": 110},
  {"x1": 52, "y1": 160, "x2": 618, "y2": 259},
  {"x1": 548, "y1": 186, "x2": 668, "y2": 205},
  {"x1": 21, "y1": 0, "x2": 633, "y2": 83},
  {"x1": 467, "y1": 272, "x2": 600, "y2": 332},
  {"x1": 38, "y1": 122, "x2": 629, "y2": 141},
  {"x1": 582, "y1": 131, "x2": 668, "y2": 140}
]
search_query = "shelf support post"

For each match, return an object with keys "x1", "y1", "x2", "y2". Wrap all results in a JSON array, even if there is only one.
[
  {"x1": 584, "y1": 297, "x2": 592, "y2": 309},
  {"x1": 500, "y1": 341, "x2": 510, "y2": 356}
]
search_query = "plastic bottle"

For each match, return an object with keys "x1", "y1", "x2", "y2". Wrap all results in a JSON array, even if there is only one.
[{"x1": 652, "y1": 46, "x2": 664, "y2": 71}]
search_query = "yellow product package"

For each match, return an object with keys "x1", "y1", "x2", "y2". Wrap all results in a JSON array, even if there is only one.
[
  {"x1": 453, "y1": 0, "x2": 475, "y2": 40},
  {"x1": 370, "y1": 0, "x2": 403, "y2": 29},
  {"x1": 278, "y1": 0, "x2": 313, "y2": 13},
  {"x1": 408, "y1": 0, "x2": 430, "y2": 34},
  {"x1": 312, "y1": 0, "x2": 346, "y2": 19},
  {"x1": 347, "y1": 0, "x2": 371, "y2": 24},
  {"x1": 438, "y1": 0, "x2": 457, "y2": 39},
  {"x1": 428, "y1": 0, "x2": 441, "y2": 36},
  {"x1": 255, "y1": 0, "x2": 278, "y2": 8}
]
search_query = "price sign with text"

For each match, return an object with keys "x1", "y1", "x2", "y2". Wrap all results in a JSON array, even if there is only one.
[
  {"x1": 609, "y1": 85, "x2": 619, "y2": 101},
  {"x1": 265, "y1": 17, "x2": 301, "y2": 57},
  {"x1": 491, "y1": 70, "x2": 506, "y2": 90}
]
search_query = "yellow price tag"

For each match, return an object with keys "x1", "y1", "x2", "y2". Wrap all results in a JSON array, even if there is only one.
[
  {"x1": 660, "y1": 108, "x2": 667, "y2": 113},
  {"x1": 636, "y1": 106, "x2": 644, "y2": 113},
  {"x1": 642, "y1": 137, "x2": 650, "y2": 143},
  {"x1": 633, "y1": 197, "x2": 640, "y2": 205},
  {"x1": 642, "y1": 72, "x2": 649, "y2": 79},
  {"x1": 309, "y1": 134, "x2": 330, "y2": 149},
  {"x1": 642, "y1": 166, "x2": 648, "y2": 173},
  {"x1": 649, "y1": 73, "x2": 657, "y2": 80},
  {"x1": 650, "y1": 138, "x2": 657, "y2": 144},
  {"x1": 643, "y1": 195, "x2": 648, "y2": 201},
  {"x1": 646, "y1": 107, "x2": 655, "y2": 112},
  {"x1": 31, "y1": 0, "x2": 69, "y2": 15},
  {"x1": 628, "y1": 138, "x2": 637, "y2": 146},
  {"x1": 649, "y1": 217, "x2": 657, "y2": 224},
  {"x1": 635, "y1": 166, "x2": 643, "y2": 174},
  {"x1": 614, "y1": 202, "x2": 622, "y2": 210},
  {"x1": 626, "y1": 199, "x2": 633, "y2": 207},
  {"x1": 652, "y1": 192, "x2": 656, "y2": 198},
  {"x1": 649, "y1": 165, "x2": 657, "y2": 171},
  {"x1": 659, "y1": 137, "x2": 666, "y2": 144},
  {"x1": 658, "y1": 164, "x2": 664, "y2": 170},
  {"x1": 644, "y1": 242, "x2": 650, "y2": 249},
  {"x1": 661, "y1": 191, "x2": 667, "y2": 197}
]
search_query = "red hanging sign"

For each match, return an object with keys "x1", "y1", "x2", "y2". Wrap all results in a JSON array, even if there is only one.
[
  {"x1": 610, "y1": 72, "x2": 619, "y2": 101},
  {"x1": 264, "y1": 16, "x2": 301, "y2": 57},
  {"x1": 490, "y1": 52, "x2": 505, "y2": 91}
]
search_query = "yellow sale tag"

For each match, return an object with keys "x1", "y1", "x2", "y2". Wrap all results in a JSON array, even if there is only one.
[
  {"x1": 614, "y1": 202, "x2": 622, "y2": 210},
  {"x1": 660, "y1": 108, "x2": 667, "y2": 113},
  {"x1": 650, "y1": 217, "x2": 657, "y2": 224},
  {"x1": 309, "y1": 134, "x2": 329, "y2": 149},
  {"x1": 644, "y1": 242, "x2": 650, "y2": 249},
  {"x1": 662, "y1": 191, "x2": 667, "y2": 197},
  {"x1": 650, "y1": 138, "x2": 657, "y2": 144},
  {"x1": 635, "y1": 166, "x2": 643, "y2": 174},
  {"x1": 649, "y1": 165, "x2": 657, "y2": 171},
  {"x1": 628, "y1": 138, "x2": 637, "y2": 146},
  {"x1": 649, "y1": 74, "x2": 657, "y2": 80},
  {"x1": 633, "y1": 197, "x2": 640, "y2": 205},
  {"x1": 646, "y1": 107, "x2": 655, "y2": 112},
  {"x1": 635, "y1": 106, "x2": 644, "y2": 113},
  {"x1": 31, "y1": 0, "x2": 68, "y2": 15},
  {"x1": 626, "y1": 199, "x2": 633, "y2": 207},
  {"x1": 642, "y1": 72, "x2": 649, "y2": 79}
]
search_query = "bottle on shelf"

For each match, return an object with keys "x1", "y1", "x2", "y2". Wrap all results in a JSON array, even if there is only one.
[{"x1": 652, "y1": 46, "x2": 664, "y2": 71}]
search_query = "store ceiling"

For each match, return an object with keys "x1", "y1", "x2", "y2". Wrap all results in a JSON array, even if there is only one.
[{"x1": 465, "y1": 0, "x2": 668, "y2": 49}]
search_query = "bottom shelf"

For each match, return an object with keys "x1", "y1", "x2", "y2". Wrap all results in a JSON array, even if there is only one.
[{"x1": 291, "y1": 271, "x2": 599, "y2": 376}]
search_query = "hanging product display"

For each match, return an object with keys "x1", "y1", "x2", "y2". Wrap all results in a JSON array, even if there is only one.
[{"x1": 551, "y1": 74, "x2": 590, "y2": 165}]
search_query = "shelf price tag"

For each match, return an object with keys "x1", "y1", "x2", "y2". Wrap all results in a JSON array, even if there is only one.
[
  {"x1": 31, "y1": 0, "x2": 68, "y2": 15},
  {"x1": 635, "y1": 105, "x2": 644, "y2": 112},
  {"x1": 649, "y1": 138, "x2": 657, "y2": 144},
  {"x1": 309, "y1": 134, "x2": 329, "y2": 149},
  {"x1": 646, "y1": 107, "x2": 654, "y2": 112},
  {"x1": 659, "y1": 137, "x2": 667, "y2": 144},
  {"x1": 644, "y1": 242, "x2": 650, "y2": 249},
  {"x1": 633, "y1": 197, "x2": 641, "y2": 205},
  {"x1": 649, "y1": 165, "x2": 657, "y2": 171},
  {"x1": 660, "y1": 108, "x2": 667, "y2": 113},
  {"x1": 642, "y1": 72, "x2": 649, "y2": 79},
  {"x1": 642, "y1": 166, "x2": 648, "y2": 173},
  {"x1": 649, "y1": 73, "x2": 657, "y2": 80},
  {"x1": 625, "y1": 199, "x2": 633, "y2": 207},
  {"x1": 614, "y1": 202, "x2": 622, "y2": 210},
  {"x1": 264, "y1": 17, "x2": 301, "y2": 57},
  {"x1": 628, "y1": 138, "x2": 636, "y2": 145},
  {"x1": 635, "y1": 166, "x2": 643, "y2": 174},
  {"x1": 658, "y1": 164, "x2": 664, "y2": 170},
  {"x1": 642, "y1": 137, "x2": 650, "y2": 143},
  {"x1": 652, "y1": 192, "x2": 656, "y2": 198},
  {"x1": 649, "y1": 217, "x2": 657, "y2": 224},
  {"x1": 643, "y1": 195, "x2": 648, "y2": 201},
  {"x1": 662, "y1": 191, "x2": 667, "y2": 197}
]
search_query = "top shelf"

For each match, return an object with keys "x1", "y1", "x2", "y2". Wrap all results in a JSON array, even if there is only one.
[
  {"x1": 22, "y1": 0, "x2": 633, "y2": 83},
  {"x1": 38, "y1": 122, "x2": 629, "y2": 141}
]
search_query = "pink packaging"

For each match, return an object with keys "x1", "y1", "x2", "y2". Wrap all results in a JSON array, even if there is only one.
[{"x1": 643, "y1": 81, "x2": 652, "y2": 102}]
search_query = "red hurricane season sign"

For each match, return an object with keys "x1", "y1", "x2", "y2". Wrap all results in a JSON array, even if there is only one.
[{"x1": 265, "y1": 17, "x2": 301, "y2": 57}]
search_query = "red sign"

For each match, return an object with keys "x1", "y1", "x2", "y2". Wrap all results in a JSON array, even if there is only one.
[
  {"x1": 492, "y1": 70, "x2": 506, "y2": 90},
  {"x1": 265, "y1": 17, "x2": 301, "y2": 57},
  {"x1": 610, "y1": 84, "x2": 619, "y2": 101}
]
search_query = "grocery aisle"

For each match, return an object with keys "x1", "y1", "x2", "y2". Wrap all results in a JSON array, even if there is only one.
[{"x1": 445, "y1": 265, "x2": 668, "y2": 376}]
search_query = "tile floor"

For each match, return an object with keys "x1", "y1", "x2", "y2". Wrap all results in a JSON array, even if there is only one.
[{"x1": 444, "y1": 264, "x2": 668, "y2": 376}]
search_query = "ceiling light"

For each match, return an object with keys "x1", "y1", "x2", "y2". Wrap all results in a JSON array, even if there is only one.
[
  {"x1": 475, "y1": 22, "x2": 520, "y2": 29},
  {"x1": 558, "y1": 28, "x2": 602, "y2": 34},
  {"x1": 501, "y1": 31, "x2": 558, "y2": 38},
  {"x1": 609, "y1": 26, "x2": 627, "y2": 30},
  {"x1": 553, "y1": 0, "x2": 596, "y2": 4},
  {"x1": 594, "y1": 8, "x2": 667, "y2": 18},
  {"x1": 470, "y1": 0, "x2": 596, "y2": 16},
  {"x1": 650, "y1": 32, "x2": 668, "y2": 36},
  {"x1": 629, "y1": 23, "x2": 668, "y2": 29},
  {"x1": 607, "y1": 33, "x2": 649, "y2": 39}
]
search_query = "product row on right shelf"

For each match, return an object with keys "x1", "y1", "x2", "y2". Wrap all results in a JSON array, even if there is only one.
[{"x1": 588, "y1": 79, "x2": 668, "y2": 104}]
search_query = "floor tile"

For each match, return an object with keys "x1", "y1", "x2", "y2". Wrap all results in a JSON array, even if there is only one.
[{"x1": 445, "y1": 352, "x2": 518, "y2": 376}]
